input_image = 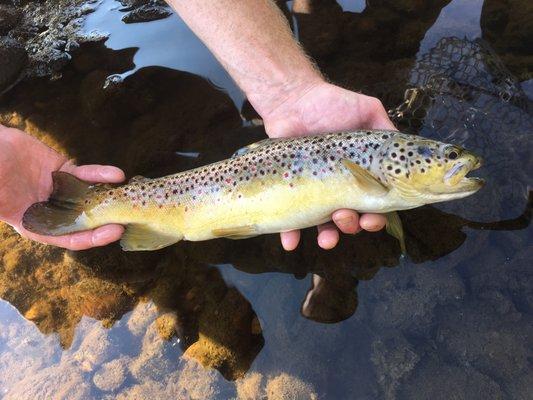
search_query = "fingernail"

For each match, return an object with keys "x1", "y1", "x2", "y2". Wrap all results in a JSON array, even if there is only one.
[
  {"x1": 101, "y1": 166, "x2": 121, "y2": 181},
  {"x1": 334, "y1": 216, "x2": 353, "y2": 225},
  {"x1": 94, "y1": 228, "x2": 115, "y2": 244}
]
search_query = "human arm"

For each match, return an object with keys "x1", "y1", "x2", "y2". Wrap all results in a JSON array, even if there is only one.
[
  {"x1": 168, "y1": 0, "x2": 394, "y2": 250},
  {"x1": 0, "y1": 125, "x2": 125, "y2": 250}
]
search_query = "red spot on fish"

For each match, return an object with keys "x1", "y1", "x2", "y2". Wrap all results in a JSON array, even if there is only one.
[
  {"x1": 225, "y1": 178, "x2": 232, "y2": 184},
  {"x1": 284, "y1": 172, "x2": 289, "y2": 178}
]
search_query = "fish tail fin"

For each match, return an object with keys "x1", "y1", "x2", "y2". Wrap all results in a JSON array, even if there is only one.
[{"x1": 22, "y1": 171, "x2": 100, "y2": 236}]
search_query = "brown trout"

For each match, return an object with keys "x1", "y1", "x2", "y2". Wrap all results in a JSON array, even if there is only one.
[{"x1": 22, "y1": 130, "x2": 484, "y2": 252}]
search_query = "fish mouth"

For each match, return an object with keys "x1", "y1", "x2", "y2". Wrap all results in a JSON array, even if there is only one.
[{"x1": 443, "y1": 155, "x2": 484, "y2": 193}]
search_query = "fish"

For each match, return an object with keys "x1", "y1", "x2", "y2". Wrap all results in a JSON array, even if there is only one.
[{"x1": 22, "y1": 130, "x2": 484, "y2": 252}]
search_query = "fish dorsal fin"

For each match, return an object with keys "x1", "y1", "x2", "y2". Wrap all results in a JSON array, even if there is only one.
[
  {"x1": 341, "y1": 159, "x2": 388, "y2": 196},
  {"x1": 120, "y1": 224, "x2": 182, "y2": 251},
  {"x1": 232, "y1": 138, "x2": 276, "y2": 158},
  {"x1": 385, "y1": 212, "x2": 407, "y2": 255},
  {"x1": 128, "y1": 175, "x2": 150, "y2": 184},
  {"x1": 212, "y1": 225, "x2": 258, "y2": 239}
]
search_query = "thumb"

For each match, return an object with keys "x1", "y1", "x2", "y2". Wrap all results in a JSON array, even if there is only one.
[{"x1": 61, "y1": 162, "x2": 126, "y2": 183}]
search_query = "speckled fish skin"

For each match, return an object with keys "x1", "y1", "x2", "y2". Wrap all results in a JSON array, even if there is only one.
[{"x1": 22, "y1": 129, "x2": 484, "y2": 250}]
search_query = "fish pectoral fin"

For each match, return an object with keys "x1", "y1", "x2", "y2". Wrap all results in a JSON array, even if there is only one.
[
  {"x1": 385, "y1": 212, "x2": 407, "y2": 255},
  {"x1": 120, "y1": 224, "x2": 182, "y2": 251},
  {"x1": 341, "y1": 159, "x2": 388, "y2": 196},
  {"x1": 212, "y1": 225, "x2": 259, "y2": 239}
]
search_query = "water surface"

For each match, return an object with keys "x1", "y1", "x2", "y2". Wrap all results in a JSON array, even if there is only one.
[{"x1": 0, "y1": 0, "x2": 531, "y2": 399}]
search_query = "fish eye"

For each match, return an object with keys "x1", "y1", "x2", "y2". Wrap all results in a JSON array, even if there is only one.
[{"x1": 445, "y1": 146, "x2": 461, "y2": 160}]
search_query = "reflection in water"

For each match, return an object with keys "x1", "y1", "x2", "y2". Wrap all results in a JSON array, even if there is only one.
[
  {"x1": 0, "y1": 0, "x2": 532, "y2": 398},
  {"x1": 84, "y1": 0, "x2": 245, "y2": 106}
]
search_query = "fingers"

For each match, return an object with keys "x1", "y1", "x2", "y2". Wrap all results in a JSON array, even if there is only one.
[
  {"x1": 332, "y1": 209, "x2": 360, "y2": 234},
  {"x1": 359, "y1": 213, "x2": 387, "y2": 232},
  {"x1": 280, "y1": 230, "x2": 300, "y2": 251},
  {"x1": 364, "y1": 96, "x2": 398, "y2": 131},
  {"x1": 280, "y1": 211, "x2": 386, "y2": 251},
  {"x1": 374, "y1": 116, "x2": 398, "y2": 131},
  {"x1": 317, "y1": 222, "x2": 339, "y2": 250},
  {"x1": 62, "y1": 163, "x2": 126, "y2": 183},
  {"x1": 26, "y1": 224, "x2": 124, "y2": 251}
]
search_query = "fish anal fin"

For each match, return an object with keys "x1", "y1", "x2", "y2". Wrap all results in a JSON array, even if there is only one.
[
  {"x1": 212, "y1": 225, "x2": 258, "y2": 239},
  {"x1": 120, "y1": 224, "x2": 182, "y2": 251},
  {"x1": 385, "y1": 211, "x2": 407, "y2": 255},
  {"x1": 341, "y1": 159, "x2": 388, "y2": 196}
]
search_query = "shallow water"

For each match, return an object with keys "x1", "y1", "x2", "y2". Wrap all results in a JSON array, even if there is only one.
[{"x1": 0, "y1": 0, "x2": 532, "y2": 399}]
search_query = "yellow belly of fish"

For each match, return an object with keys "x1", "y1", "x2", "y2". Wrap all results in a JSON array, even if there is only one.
[
  {"x1": 179, "y1": 175, "x2": 404, "y2": 241},
  {"x1": 86, "y1": 174, "x2": 414, "y2": 244}
]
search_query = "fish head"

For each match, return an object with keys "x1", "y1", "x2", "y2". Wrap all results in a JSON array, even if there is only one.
[{"x1": 378, "y1": 135, "x2": 484, "y2": 203}]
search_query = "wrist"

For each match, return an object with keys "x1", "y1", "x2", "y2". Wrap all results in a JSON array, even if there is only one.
[{"x1": 246, "y1": 70, "x2": 324, "y2": 122}]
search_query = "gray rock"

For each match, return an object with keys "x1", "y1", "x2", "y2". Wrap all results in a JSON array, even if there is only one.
[
  {"x1": 0, "y1": 4, "x2": 21, "y2": 34},
  {"x1": 0, "y1": 36, "x2": 26, "y2": 93},
  {"x1": 121, "y1": 4, "x2": 172, "y2": 24}
]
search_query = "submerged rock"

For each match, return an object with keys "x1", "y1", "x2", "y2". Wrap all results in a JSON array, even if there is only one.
[
  {"x1": 129, "y1": 321, "x2": 174, "y2": 382},
  {"x1": 70, "y1": 323, "x2": 120, "y2": 372},
  {"x1": 166, "y1": 358, "x2": 228, "y2": 400},
  {"x1": 371, "y1": 335, "x2": 420, "y2": 400},
  {"x1": 399, "y1": 358, "x2": 504, "y2": 400},
  {"x1": 236, "y1": 373, "x2": 264, "y2": 400},
  {"x1": 114, "y1": 380, "x2": 166, "y2": 400},
  {"x1": 265, "y1": 373, "x2": 318, "y2": 400},
  {"x1": 93, "y1": 356, "x2": 131, "y2": 392},
  {"x1": 4, "y1": 361, "x2": 94, "y2": 400},
  {"x1": 127, "y1": 301, "x2": 159, "y2": 337}
]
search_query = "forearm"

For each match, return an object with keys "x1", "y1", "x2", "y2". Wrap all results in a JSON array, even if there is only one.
[{"x1": 167, "y1": 0, "x2": 323, "y2": 117}]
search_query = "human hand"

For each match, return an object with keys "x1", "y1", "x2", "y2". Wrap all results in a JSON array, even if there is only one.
[
  {"x1": 0, "y1": 126, "x2": 125, "y2": 250},
  {"x1": 260, "y1": 81, "x2": 396, "y2": 251}
]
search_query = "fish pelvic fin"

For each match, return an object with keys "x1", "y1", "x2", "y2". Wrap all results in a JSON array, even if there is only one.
[
  {"x1": 212, "y1": 225, "x2": 259, "y2": 239},
  {"x1": 22, "y1": 172, "x2": 99, "y2": 236},
  {"x1": 385, "y1": 211, "x2": 407, "y2": 255},
  {"x1": 120, "y1": 224, "x2": 183, "y2": 251}
]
